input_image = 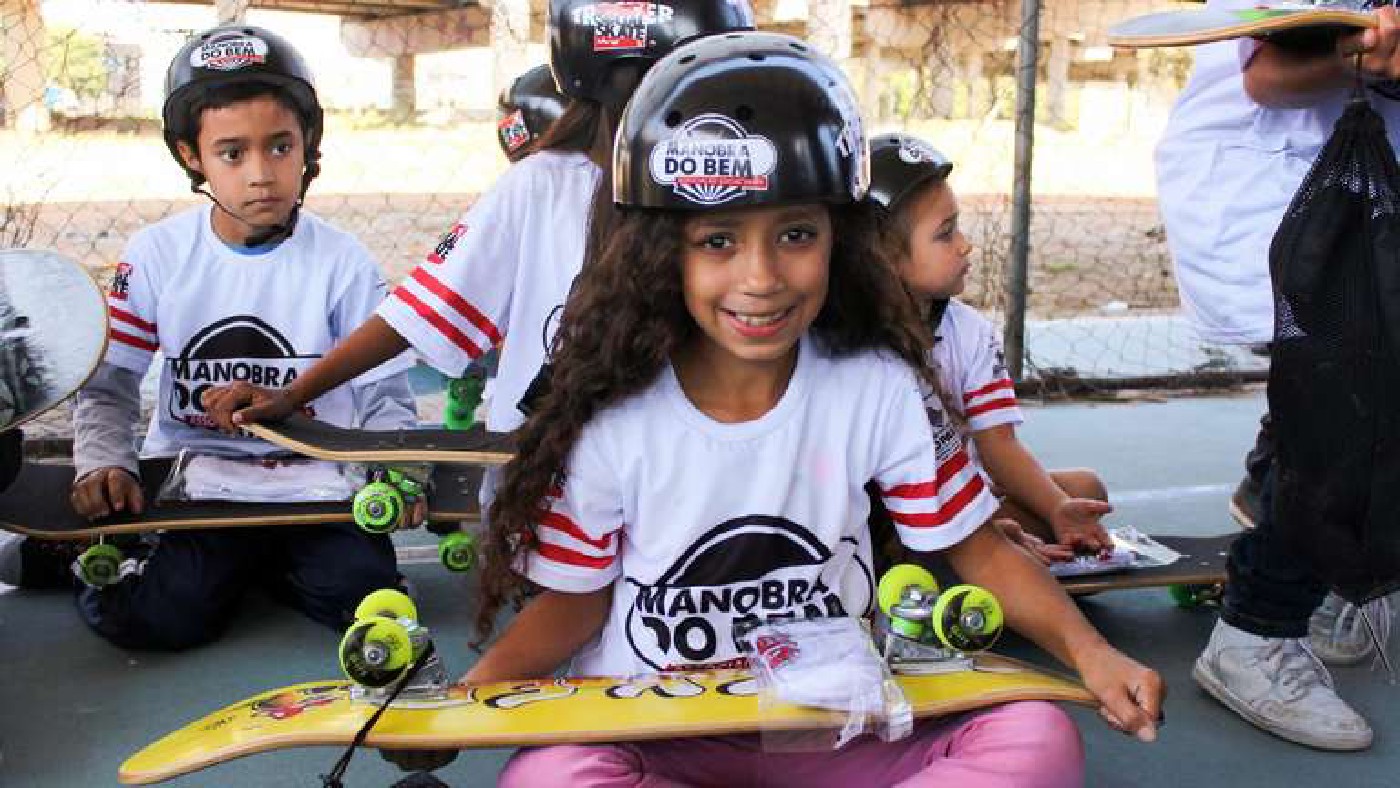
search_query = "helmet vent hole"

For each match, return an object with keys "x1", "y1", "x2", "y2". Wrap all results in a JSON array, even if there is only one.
[
  {"x1": 726, "y1": 33, "x2": 742, "y2": 39},
  {"x1": 735, "y1": 105, "x2": 754, "y2": 122},
  {"x1": 679, "y1": 54, "x2": 696, "y2": 65},
  {"x1": 665, "y1": 111, "x2": 683, "y2": 128},
  {"x1": 790, "y1": 42, "x2": 807, "y2": 52},
  {"x1": 748, "y1": 53, "x2": 766, "y2": 62}
]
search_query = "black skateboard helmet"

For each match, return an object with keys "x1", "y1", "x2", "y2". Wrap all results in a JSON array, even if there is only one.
[
  {"x1": 613, "y1": 31, "x2": 868, "y2": 211},
  {"x1": 548, "y1": 0, "x2": 755, "y2": 103},
  {"x1": 163, "y1": 25, "x2": 323, "y2": 188},
  {"x1": 867, "y1": 133, "x2": 953, "y2": 212},
  {"x1": 497, "y1": 64, "x2": 569, "y2": 162}
]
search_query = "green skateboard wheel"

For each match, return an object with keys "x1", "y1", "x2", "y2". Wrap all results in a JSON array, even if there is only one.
[
  {"x1": 878, "y1": 563, "x2": 938, "y2": 639},
  {"x1": 1169, "y1": 583, "x2": 1221, "y2": 608},
  {"x1": 339, "y1": 616, "x2": 413, "y2": 687},
  {"x1": 354, "y1": 588, "x2": 418, "y2": 623},
  {"x1": 438, "y1": 531, "x2": 478, "y2": 573},
  {"x1": 930, "y1": 584, "x2": 1003, "y2": 652},
  {"x1": 353, "y1": 481, "x2": 404, "y2": 534},
  {"x1": 75, "y1": 543, "x2": 123, "y2": 588}
]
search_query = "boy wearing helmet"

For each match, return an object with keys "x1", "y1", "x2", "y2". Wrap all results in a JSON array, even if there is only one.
[{"x1": 61, "y1": 26, "x2": 419, "y2": 650}]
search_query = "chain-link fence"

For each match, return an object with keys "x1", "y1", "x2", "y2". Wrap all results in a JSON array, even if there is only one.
[{"x1": 0, "y1": 0, "x2": 1265, "y2": 402}]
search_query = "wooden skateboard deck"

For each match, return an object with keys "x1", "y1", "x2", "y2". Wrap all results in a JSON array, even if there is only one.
[
  {"x1": 246, "y1": 414, "x2": 513, "y2": 466},
  {"x1": 0, "y1": 249, "x2": 107, "y2": 432},
  {"x1": 1109, "y1": 6, "x2": 1373, "y2": 48},
  {"x1": 119, "y1": 654, "x2": 1096, "y2": 785},
  {"x1": 1059, "y1": 534, "x2": 1232, "y2": 595},
  {"x1": 0, "y1": 457, "x2": 479, "y2": 540}
]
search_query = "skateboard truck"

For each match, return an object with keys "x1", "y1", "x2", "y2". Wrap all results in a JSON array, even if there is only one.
[
  {"x1": 353, "y1": 466, "x2": 479, "y2": 573},
  {"x1": 875, "y1": 564, "x2": 1004, "y2": 675},
  {"x1": 339, "y1": 589, "x2": 449, "y2": 702}
]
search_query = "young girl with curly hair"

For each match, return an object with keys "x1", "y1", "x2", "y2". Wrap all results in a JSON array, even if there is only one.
[{"x1": 469, "y1": 31, "x2": 1162, "y2": 788}]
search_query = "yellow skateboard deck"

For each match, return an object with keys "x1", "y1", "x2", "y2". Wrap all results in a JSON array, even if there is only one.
[
  {"x1": 120, "y1": 654, "x2": 1095, "y2": 785},
  {"x1": 1109, "y1": 6, "x2": 1373, "y2": 49}
]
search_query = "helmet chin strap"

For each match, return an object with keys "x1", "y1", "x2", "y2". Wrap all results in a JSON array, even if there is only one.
[
  {"x1": 192, "y1": 159, "x2": 315, "y2": 247},
  {"x1": 195, "y1": 185, "x2": 296, "y2": 247}
]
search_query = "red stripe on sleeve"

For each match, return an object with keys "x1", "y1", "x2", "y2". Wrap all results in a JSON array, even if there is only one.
[
  {"x1": 964, "y1": 379, "x2": 1015, "y2": 403},
  {"x1": 936, "y1": 449, "x2": 971, "y2": 487},
  {"x1": 409, "y1": 268, "x2": 503, "y2": 346},
  {"x1": 110, "y1": 328, "x2": 158, "y2": 353},
  {"x1": 883, "y1": 479, "x2": 937, "y2": 499},
  {"x1": 392, "y1": 287, "x2": 484, "y2": 358},
  {"x1": 888, "y1": 474, "x2": 987, "y2": 528},
  {"x1": 536, "y1": 542, "x2": 615, "y2": 570},
  {"x1": 965, "y1": 398, "x2": 1018, "y2": 419},
  {"x1": 540, "y1": 510, "x2": 615, "y2": 551},
  {"x1": 110, "y1": 307, "x2": 156, "y2": 334}
]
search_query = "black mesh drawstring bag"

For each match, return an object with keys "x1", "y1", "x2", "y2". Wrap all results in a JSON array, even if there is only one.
[{"x1": 1269, "y1": 94, "x2": 1400, "y2": 606}]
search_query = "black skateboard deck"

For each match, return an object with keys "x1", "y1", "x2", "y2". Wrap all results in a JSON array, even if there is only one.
[
  {"x1": 0, "y1": 457, "x2": 479, "y2": 540},
  {"x1": 1059, "y1": 534, "x2": 1233, "y2": 596},
  {"x1": 245, "y1": 415, "x2": 513, "y2": 465}
]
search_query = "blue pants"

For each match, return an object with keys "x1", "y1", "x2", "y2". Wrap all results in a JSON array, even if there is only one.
[
  {"x1": 77, "y1": 525, "x2": 398, "y2": 651},
  {"x1": 1222, "y1": 464, "x2": 1329, "y2": 638}
]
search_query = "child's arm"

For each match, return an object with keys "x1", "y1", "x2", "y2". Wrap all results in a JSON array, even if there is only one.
[
  {"x1": 202, "y1": 315, "x2": 408, "y2": 430},
  {"x1": 941, "y1": 523, "x2": 1164, "y2": 742},
  {"x1": 463, "y1": 588, "x2": 613, "y2": 683},
  {"x1": 1245, "y1": 7, "x2": 1400, "y2": 107},
  {"x1": 71, "y1": 363, "x2": 145, "y2": 518},
  {"x1": 972, "y1": 425, "x2": 1111, "y2": 552}
]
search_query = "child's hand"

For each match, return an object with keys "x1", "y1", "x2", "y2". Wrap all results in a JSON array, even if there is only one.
[
  {"x1": 200, "y1": 382, "x2": 295, "y2": 434},
  {"x1": 1348, "y1": 7, "x2": 1400, "y2": 81},
  {"x1": 1078, "y1": 642, "x2": 1165, "y2": 743},
  {"x1": 994, "y1": 518, "x2": 1075, "y2": 565},
  {"x1": 1049, "y1": 497, "x2": 1113, "y2": 553},
  {"x1": 71, "y1": 467, "x2": 144, "y2": 519}
]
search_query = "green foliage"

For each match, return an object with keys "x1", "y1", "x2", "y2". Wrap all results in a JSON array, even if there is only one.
[{"x1": 46, "y1": 26, "x2": 108, "y2": 101}]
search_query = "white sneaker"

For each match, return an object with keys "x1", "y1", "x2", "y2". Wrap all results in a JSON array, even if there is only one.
[
  {"x1": 1309, "y1": 593, "x2": 1391, "y2": 666},
  {"x1": 1194, "y1": 619, "x2": 1373, "y2": 751}
]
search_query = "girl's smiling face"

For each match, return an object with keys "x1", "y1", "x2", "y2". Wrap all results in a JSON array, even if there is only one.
[{"x1": 679, "y1": 203, "x2": 832, "y2": 372}]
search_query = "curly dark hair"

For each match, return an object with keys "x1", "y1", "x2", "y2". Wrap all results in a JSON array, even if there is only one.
[{"x1": 473, "y1": 199, "x2": 952, "y2": 643}]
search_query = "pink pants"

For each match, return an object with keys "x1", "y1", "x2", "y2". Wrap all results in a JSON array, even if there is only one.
[{"x1": 499, "y1": 700, "x2": 1084, "y2": 788}]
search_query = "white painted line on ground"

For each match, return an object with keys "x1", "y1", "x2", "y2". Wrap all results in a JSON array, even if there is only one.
[{"x1": 1110, "y1": 483, "x2": 1233, "y2": 504}]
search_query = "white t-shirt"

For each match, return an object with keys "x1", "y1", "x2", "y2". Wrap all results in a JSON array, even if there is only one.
[
  {"x1": 932, "y1": 300, "x2": 1023, "y2": 434},
  {"x1": 378, "y1": 150, "x2": 601, "y2": 433},
  {"x1": 104, "y1": 205, "x2": 413, "y2": 457},
  {"x1": 523, "y1": 338, "x2": 997, "y2": 677},
  {"x1": 1155, "y1": 0, "x2": 1400, "y2": 344}
]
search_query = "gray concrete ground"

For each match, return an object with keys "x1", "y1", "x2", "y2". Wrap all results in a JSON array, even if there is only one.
[{"x1": 3, "y1": 391, "x2": 1399, "y2": 787}]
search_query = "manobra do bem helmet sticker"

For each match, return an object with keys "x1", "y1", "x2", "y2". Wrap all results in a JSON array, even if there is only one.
[
  {"x1": 572, "y1": 2, "x2": 677, "y2": 52},
  {"x1": 649, "y1": 114, "x2": 777, "y2": 206},
  {"x1": 190, "y1": 33, "x2": 269, "y2": 71}
]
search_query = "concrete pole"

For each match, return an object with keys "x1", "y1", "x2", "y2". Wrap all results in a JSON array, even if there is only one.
[
  {"x1": 490, "y1": 0, "x2": 531, "y2": 100},
  {"x1": 214, "y1": 0, "x2": 251, "y2": 25},
  {"x1": 807, "y1": 0, "x2": 852, "y2": 62},
  {"x1": 1, "y1": 0, "x2": 48, "y2": 133},
  {"x1": 1045, "y1": 34, "x2": 1071, "y2": 129},
  {"x1": 391, "y1": 53, "x2": 416, "y2": 122}
]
